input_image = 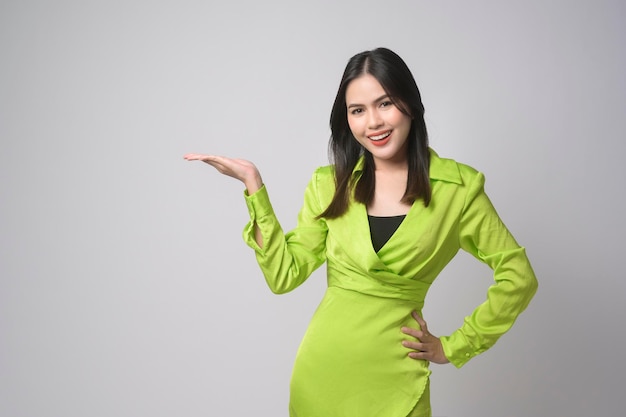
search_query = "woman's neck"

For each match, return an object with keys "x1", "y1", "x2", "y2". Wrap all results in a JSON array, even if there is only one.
[
  {"x1": 372, "y1": 156, "x2": 408, "y2": 173},
  {"x1": 368, "y1": 163, "x2": 411, "y2": 216}
]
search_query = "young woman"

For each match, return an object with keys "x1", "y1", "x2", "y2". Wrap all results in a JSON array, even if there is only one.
[{"x1": 185, "y1": 47, "x2": 538, "y2": 417}]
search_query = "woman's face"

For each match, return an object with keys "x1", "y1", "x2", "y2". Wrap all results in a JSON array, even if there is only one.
[{"x1": 345, "y1": 74, "x2": 412, "y2": 166}]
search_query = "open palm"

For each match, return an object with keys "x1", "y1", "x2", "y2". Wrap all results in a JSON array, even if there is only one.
[{"x1": 184, "y1": 153, "x2": 263, "y2": 193}]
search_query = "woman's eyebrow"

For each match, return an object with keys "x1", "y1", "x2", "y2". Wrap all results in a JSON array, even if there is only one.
[{"x1": 347, "y1": 94, "x2": 390, "y2": 108}]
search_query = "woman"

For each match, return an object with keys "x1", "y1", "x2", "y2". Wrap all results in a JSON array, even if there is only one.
[{"x1": 185, "y1": 47, "x2": 538, "y2": 417}]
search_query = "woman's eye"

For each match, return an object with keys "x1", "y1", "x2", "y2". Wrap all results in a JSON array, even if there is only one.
[
  {"x1": 351, "y1": 108, "x2": 363, "y2": 115},
  {"x1": 380, "y1": 101, "x2": 393, "y2": 108}
]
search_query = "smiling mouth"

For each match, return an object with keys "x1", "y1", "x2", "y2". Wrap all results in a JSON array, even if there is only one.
[{"x1": 368, "y1": 131, "x2": 392, "y2": 141}]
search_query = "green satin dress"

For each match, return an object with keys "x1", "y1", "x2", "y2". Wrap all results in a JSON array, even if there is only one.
[{"x1": 242, "y1": 149, "x2": 537, "y2": 417}]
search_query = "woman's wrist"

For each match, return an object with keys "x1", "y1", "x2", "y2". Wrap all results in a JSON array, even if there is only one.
[{"x1": 244, "y1": 173, "x2": 263, "y2": 194}]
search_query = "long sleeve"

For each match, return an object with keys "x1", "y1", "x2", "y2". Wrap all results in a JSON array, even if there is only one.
[
  {"x1": 440, "y1": 171, "x2": 538, "y2": 368},
  {"x1": 242, "y1": 170, "x2": 329, "y2": 294}
]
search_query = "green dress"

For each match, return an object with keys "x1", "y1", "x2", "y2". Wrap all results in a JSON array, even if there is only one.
[{"x1": 242, "y1": 149, "x2": 538, "y2": 417}]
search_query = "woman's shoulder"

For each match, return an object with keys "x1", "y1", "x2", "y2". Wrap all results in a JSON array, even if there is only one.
[
  {"x1": 312, "y1": 164, "x2": 335, "y2": 176},
  {"x1": 429, "y1": 148, "x2": 481, "y2": 186},
  {"x1": 299, "y1": 164, "x2": 336, "y2": 206},
  {"x1": 309, "y1": 164, "x2": 336, "y2": 188}
]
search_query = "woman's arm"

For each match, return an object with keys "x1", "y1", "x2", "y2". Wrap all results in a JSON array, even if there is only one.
[
  {"x1": 441, "y1": 171, "x2": 538, "y2": 368},
  {"x1": 184, "y1": 154, "x2": 328, "y2": 293}
]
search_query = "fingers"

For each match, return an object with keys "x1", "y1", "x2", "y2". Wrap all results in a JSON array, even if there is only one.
[
  {"x1": 401, "y1": 336, "x2": 436, "y2": 361},
  {"x1": 401, "y1": 327, "x2": 435, "y2": 343},
  {"x1": 183, "y1": 153, "x2": 231, "y2": 163},
  {"x1": 184, "y1": 154, "x2": 226, "y2": 174},
  {"x1": 407, "y1": 350, "x2": 433, "y2": 361},
  {"x1": 183, "y1": 154, "x2": 234, "y2": 173},
  {"x1": 400, "y1": 311, "x2": 449, "y2": 364},
  {"x1": 183, "y1": 154, "x2": 246, "y2": 170},
  {"x1": 183, "y1": 153, "x2": 213, "y2": 161},
  {"x1": 400, "y1": 315, "x2": 432, "y2": 355},
  {"x1": 400, "y1": 311, "x2": 429, "y2": 340},
  {"x1": 411, "y1": 311, "x2": 428, "y2": 334},
  {"x1": 401, "y1": 339, "x2": 425, "y2": 352},
  {"x1": 401, "y1": 333, "x2": 447, "y2": 364}
]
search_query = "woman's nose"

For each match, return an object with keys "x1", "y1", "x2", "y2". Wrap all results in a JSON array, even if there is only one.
[{"x1": 368, "y1": 109, "x2": 383, "y2": 128}]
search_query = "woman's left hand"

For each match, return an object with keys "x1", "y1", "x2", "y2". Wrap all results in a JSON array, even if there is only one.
[{"x1": 401, "y1": 311, "x2": 450, "y2": 364}]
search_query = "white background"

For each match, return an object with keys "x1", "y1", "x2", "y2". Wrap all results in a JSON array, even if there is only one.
[{"x1": 1, "y1": 1, "x2": 624, "y2": 416}]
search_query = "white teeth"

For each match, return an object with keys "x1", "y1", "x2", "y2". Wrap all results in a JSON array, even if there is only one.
[{"x1": 369, "y1": 131, "x2": 391, "y2": 141}]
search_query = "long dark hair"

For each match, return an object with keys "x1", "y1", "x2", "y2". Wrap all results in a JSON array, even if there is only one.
[{"x1": 319, "y1": 47, "x2": 431, "y2": 219}]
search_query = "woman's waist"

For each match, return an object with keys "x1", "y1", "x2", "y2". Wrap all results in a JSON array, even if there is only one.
[{"x1": 326, "y1": 264, "x2": 430, "y2": 304}]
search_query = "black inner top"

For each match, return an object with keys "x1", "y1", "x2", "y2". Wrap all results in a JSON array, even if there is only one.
[{"x1": 367, "y1": 214, "x2": 406, "y2": 253}]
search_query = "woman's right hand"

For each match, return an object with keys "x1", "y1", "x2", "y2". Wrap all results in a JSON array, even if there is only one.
[{"x1": 184, "y1": 154, "x2": 263, "y2": 194}]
